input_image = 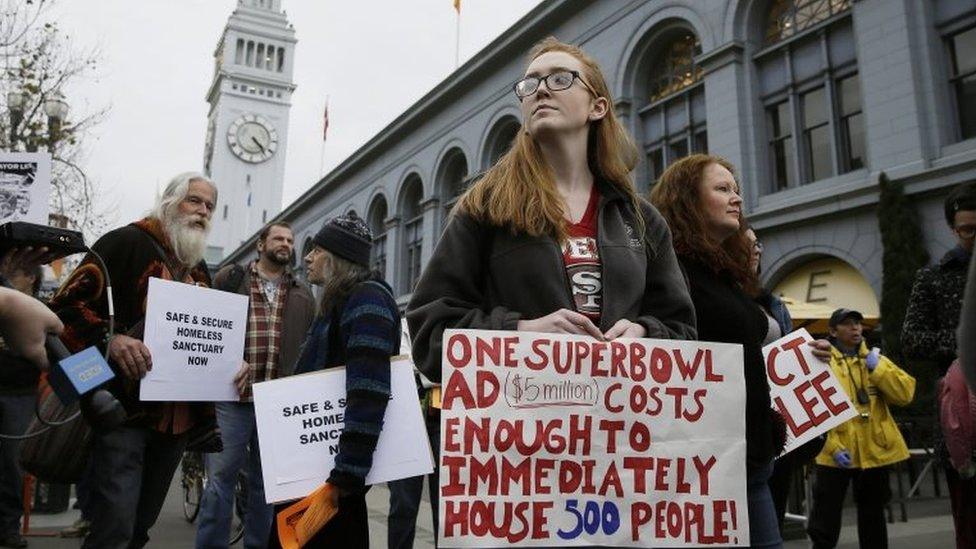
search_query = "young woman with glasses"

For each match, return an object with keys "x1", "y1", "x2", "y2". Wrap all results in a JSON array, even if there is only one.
[{"x1": 408, "y1": 36, "x2": 696, "y2": 371}]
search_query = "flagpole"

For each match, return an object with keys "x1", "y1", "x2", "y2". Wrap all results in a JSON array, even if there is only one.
[
  {"x1": 454, "y1": 6, "x2": 460, "y2": 68},
  {"x1": 320, "y1": 95, "x2": 329, "y2": 177}
]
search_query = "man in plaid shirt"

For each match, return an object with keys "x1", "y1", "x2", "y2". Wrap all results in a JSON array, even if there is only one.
[{"x1": 196, "y1": 222, "x2": 315, "y2": 549}]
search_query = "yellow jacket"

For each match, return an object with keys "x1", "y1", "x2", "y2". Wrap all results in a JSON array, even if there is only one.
[{"x1": 815, "y1": 342, "x2": 916, "y2": 469}]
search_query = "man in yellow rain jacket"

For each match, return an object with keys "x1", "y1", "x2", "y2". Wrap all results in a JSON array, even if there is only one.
[{"x1": 807, "y1": 308, "x2": 916, "y2": 549}]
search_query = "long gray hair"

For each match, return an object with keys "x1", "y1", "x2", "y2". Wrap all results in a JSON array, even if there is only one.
[{"x1": 152, "y1": 172, "x2": 218, "y2": 266}]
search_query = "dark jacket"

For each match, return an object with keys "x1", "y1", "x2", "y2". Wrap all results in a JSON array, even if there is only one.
[
  {"x1": 960, "y1": 252, "x2": 976, "y2": 390},
  {"x1": 407, "y1": 180, "x2": 697, "y2": 382},
  {"x1": 213, "y1": 262, "x2": 315, "y2": 378},
  {"x1": 757, "y1": 291, "x2": 792, "y2": 337},
  {"x1": 903, "y1": 246, "x2": 971, "y2": 376},
  {"x1": 680, "y1": 256, "x2": 782, "y2": 468},
  {"x1": 293, "y1": 277, "x2": 401, "y2": 491}
]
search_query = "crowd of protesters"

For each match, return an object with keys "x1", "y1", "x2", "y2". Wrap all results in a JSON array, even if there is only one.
[{"x1": 0, "y1": 35, "x2": 973, "y2": 549}]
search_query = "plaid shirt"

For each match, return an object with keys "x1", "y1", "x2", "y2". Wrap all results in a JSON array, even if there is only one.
[{"x1": 242, "y1": 261, "x2": 290, "y2": 401}]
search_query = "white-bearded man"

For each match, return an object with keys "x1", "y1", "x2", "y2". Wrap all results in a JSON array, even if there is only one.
[{"x1": 50, "y1": 172, "x2": 246, "y2": 549}]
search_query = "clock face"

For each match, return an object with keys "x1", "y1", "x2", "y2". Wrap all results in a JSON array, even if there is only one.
[{"x1": 227, "y1": 114, "x2": 278, "y2": 163}]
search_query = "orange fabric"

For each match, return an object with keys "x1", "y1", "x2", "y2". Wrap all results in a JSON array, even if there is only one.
[{"x1": 275, "y1": 483, "x2": 338, "y2": 548}]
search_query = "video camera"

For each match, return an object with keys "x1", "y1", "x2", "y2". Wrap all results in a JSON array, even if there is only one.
[{"x1": 0, "y1": 221, "x2": 125, "y2": 432}]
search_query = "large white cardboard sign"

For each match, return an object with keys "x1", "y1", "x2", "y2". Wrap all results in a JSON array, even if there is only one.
[
  {"x1": 439, "y1": 329, "x2": 749, "y2": 548},
  {"x1": 762, "y1": 329, "x2": 858, "y2": 455},
  {"x1": 141, "y1": 277, "x2": 248, "y2": 401},
  {"x1": 0, "y1": 152, "x2": 51, "y2": 225},
  {"x1": 253, "y1": 357, "x2": 434, "y2": 503}
]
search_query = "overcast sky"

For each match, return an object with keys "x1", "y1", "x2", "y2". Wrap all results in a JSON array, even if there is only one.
[{"x1": 48, "y1": 0, "x2": 541, "y2": 230}]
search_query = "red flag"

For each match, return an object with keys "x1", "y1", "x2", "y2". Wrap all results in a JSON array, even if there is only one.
[{"x1": 322, "y1": 98, "x2": 330, "y2": 142}]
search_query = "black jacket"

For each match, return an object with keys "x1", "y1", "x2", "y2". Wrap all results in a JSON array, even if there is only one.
[
  {"x1": 407, "y1": 180, "x2": 697, "y2": 381},
  {"x1": 680, "y1": 256, "x2": 781, "y2": 468},
  {"x1": 903, "y1": 246, "x2": 971, "y2": 375}
]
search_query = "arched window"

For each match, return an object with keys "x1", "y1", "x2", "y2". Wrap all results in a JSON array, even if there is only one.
[
  {"x1": 235, "y1": 39, "x2": 244, "y2": 65},
  {"x1": 277, "y1": 48, "x2": 285, "y2": 72},
  {"x1": 638, "y1": 29, "x2": 707, "y2": 186},
  {"x1": 246, "y1": 41, "x2": 255, "y2": 66},
  {"x1": 399, "y1": 176, "x2": 424, "y2": 293},
  {"x1": 256, "y1": 43, "x2": 265, "y2": 69},
  {"x1": 265, "y1": 46, "x2": 275, "y2": 71},
  {"x1": 367, "y1": 196, "x2": 388, "y2": 278},
  {"x1": 436, "y1": 149, "x2": 469, "y2": 228},
  {"x1": 755, "y1": 0, "x2": 862, "y2": 193},
  {"x1": 765, "y1": 0, "x2": 852, "y2": 45},
  {"x1": 482, "y1": 116, "x2": 520, "y2": 170}
]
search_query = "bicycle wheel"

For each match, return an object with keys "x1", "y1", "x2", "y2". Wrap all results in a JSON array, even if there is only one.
[
  {"x1": 181, "y1": 453, "x2": 204, "y2": 523},
  {"x1": 228, "y1": 471, "x2": 247, "y2": 545}
]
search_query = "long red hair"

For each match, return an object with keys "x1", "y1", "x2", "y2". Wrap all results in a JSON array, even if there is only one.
[
  {"x1": 456, "y1": 37, "x2": 643, "y2": 242},
  {"x1": 650, "y1": 154, "x2": 758, "y2": 295}
]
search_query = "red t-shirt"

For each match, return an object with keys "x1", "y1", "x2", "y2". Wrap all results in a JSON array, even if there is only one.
[{"x1": 562, "y1": 186, "x2": 602, "y2": 323}]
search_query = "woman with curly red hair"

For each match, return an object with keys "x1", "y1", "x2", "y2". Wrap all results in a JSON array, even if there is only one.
[{"x1": 652, "y1": 154, "x2": 785, "y2": 548}]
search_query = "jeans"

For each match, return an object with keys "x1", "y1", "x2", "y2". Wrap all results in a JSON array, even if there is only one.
[
  {"x1": 0, "y1": 394, "x2": 35, "y2": 536},
  {"x1": 945, "y1": 466, "x2": 976, "y2": 549},
  {"x1": 195, "y1": 402, "x2": 273, "y2": 549},
  {"x1": 807, "y1": 465, "x2": 891, "y2": 549},
  {"x1": 747, "y1": 460, "x2": 783, "y2": 548},
  {"x1": 388, "y1": 413, "x2": 440, "y2": 549},
  {"x1": 82, "y1": 425, "x2": 187, "y2": 549}
]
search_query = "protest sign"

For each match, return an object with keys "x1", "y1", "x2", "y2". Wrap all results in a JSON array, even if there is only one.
[
  {"x1": 0, "y1": 152, "x2": 50, "y2": 225},
  {"x1": 253, "y1": 357, "x2": 434, "y2": 503},
  {"x1": 141, "y1": 277, "x2": 248, "y2": 401},
  {"x1": 763, "y1": 329, "x2": 857, "y2": 455},
  {"x1": 438, "y1": 329, "x2": 749, "y2": 548}
]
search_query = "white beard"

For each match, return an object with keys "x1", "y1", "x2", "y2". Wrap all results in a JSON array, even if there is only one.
[{"x1": 165, "y1": 213, "x2": 210, "y2": 266}]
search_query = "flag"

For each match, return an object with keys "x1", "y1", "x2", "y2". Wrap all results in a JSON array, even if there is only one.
[
  {"x1": 322, "y1": 98, "x2": 330, "y2": 142},
  {"x1": 453, "y1": 0, "x2": 460, "y2": 13}
]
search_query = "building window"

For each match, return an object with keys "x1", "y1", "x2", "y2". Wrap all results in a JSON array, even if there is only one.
[
  {"x1": 367, "y1": 196, "x2": 388, "y2": 278},
  {"x1": 256, "y1": 43, "x2": 265, "y2": 69},
  {"x1": 638, "y1": 29, "x2": 707, "y2": 187},
  {"x1": 948, "y1": 26, "x2": 976, "y2": 141},
  {"x1": 235, "y1": 39, "x2": 244, "y2": 64},
  {"x1": 246, "y1": 41, "x2": 255, "y2": 66},
  {"x1": 399, "y1": 177, "x2": 424, "y2": 293},
  {"x1": 277, "y1": 48, "x2": 285, "y2": 72},
  {"x1": 436, "y1": 149, "x2": 469, "y2": 229},
  {"x1": 265, "y1": 46, "x2": 275, "y2": 70},
  {"x1": 755, "y1": 1, "x2": 861, "y2": 192},
  {"x1": 650, "y1": 32, "x2": 703, "y2": 102},
  {"x1": 765, "y1": 0, "x2": 851, "y2": 44}
]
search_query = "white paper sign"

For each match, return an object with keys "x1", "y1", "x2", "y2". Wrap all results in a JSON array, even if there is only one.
[
  {"x1": 763, "y1": 329, "x2": 858, "y2": 455},
  {"x1": 439, "y1": 329, "x2": 749, "y2": 548},
  {"x1": 0, "y1": 152, "x2": 51, "y2": 224},
  {"x1": 141, "y1": 277, "x2": 248, "y2": 401},
  {"x1": 253, "y1": 357, "x2": 434, "y2": 503}
]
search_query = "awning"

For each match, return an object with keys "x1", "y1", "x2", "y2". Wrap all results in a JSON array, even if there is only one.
[{"x1": 779, "y1": 296, "x2": 879, "y2": 335}]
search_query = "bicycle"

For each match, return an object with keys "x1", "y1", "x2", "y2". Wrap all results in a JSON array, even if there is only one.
[{"x1": 180, "y1": 450, "x2": 246, "y2": 545}]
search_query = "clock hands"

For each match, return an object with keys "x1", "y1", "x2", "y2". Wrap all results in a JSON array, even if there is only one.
[{"x1": 251, "y1": 136, "x2": 267, "y2": 154}]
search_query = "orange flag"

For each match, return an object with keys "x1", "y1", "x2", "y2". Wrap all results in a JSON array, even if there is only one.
[{"x1": 275, "y1": 483, "x2": 339, "y2": 548}]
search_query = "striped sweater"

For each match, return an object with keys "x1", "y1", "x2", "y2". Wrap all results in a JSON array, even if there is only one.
[{"x1": 293, "y1": 277, "x2": 401, "y2": 491}]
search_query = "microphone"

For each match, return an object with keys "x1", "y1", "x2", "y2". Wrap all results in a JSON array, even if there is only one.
[{"x1": 45, "y1": 334, "x2": 127, "y2": 432}]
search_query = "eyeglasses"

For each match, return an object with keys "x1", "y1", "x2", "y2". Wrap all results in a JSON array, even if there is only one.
[
  {"x1": 753, "y1": 240, "x2": 764, "y2": 252},
  {"x1": 955, "y1": 224, "x2": 976, "y2": 239},
  {"x1": 513, "y1": 70, "x2": 595, "y2": 99}
]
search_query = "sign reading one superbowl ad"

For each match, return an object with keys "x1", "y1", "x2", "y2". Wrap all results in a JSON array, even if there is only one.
[{"x1": 438, "y1": 329, "x2": 750, "y2": 548}]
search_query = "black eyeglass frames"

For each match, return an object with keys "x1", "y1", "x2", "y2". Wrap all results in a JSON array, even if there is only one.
[{"x1": 513, "y1": 70, "x2": 595, "y2": 99}]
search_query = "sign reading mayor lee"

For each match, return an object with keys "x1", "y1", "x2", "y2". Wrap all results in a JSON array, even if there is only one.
[{"x1": 439, "y1": 329, "x2": 749, "y2": 548}]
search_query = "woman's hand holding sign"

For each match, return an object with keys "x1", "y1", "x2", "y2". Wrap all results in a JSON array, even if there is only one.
[
  {"x1": 603, "y1": 319, "x2": 647, "y2": 340},
  {"x1": 109, "y1": 334, "x2": 152, "y2": 380},
  {"x1": 517, "y1": 309, "x2": 604, "y2": 339}
]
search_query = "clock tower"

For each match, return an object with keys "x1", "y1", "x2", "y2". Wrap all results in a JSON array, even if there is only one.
[{"x1": 203, "y1": 0, "x2": 296, "y2": 263}]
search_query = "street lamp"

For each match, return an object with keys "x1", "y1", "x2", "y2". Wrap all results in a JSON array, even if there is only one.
[
  {"x1": 6, "y1": 89, "x2": 25, "y2": 147},
  {"x1": 43, "y1": 91, "x2": 69, "y2": 147}
]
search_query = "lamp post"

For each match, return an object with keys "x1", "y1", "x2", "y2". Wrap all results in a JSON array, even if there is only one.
[{"x1": 5, "y1": 88, "x2": 69, "y2": 152}]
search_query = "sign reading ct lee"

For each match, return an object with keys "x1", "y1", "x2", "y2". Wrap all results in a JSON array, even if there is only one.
[
  {"x1": 439, "y1": 329, "x2": 749, "y2": 548},
  {"x1": 141, "y1": 277, "x2": 248, "y2": 401},
  {"x1": 763, "y1": 329, "x2": 857, "y2": 454}
]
